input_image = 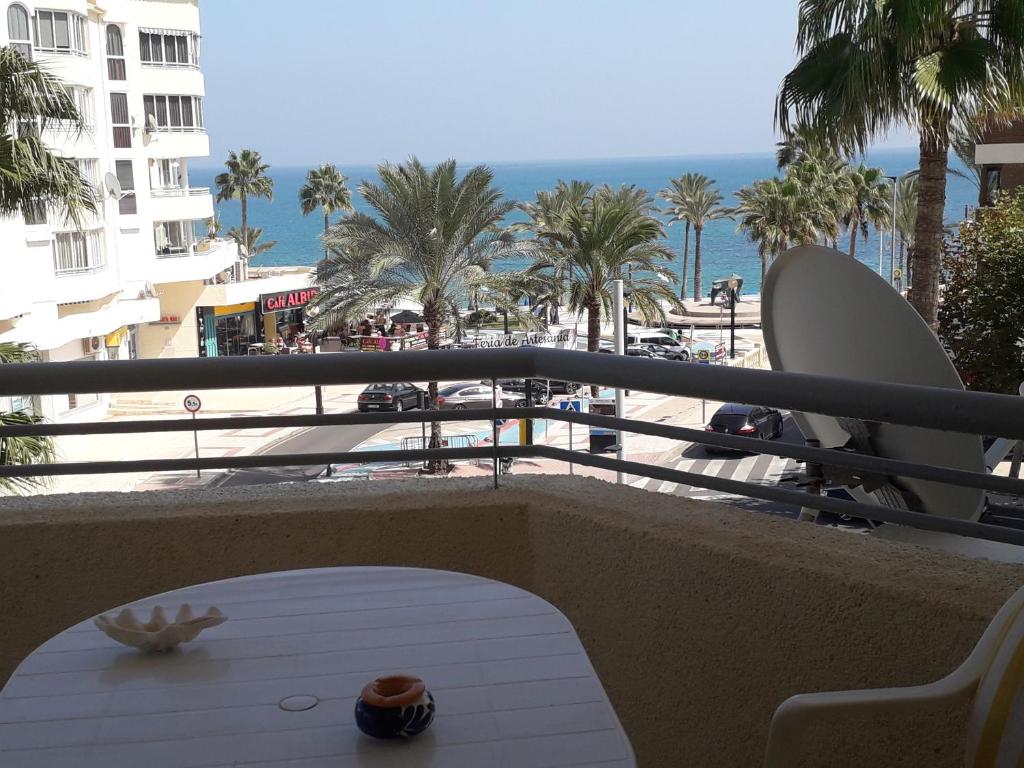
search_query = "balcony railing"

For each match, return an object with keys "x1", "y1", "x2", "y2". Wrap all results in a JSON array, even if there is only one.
[
  {"x1": 150, "y1": 186, "x2": 211, "y2": 198},
  {"x1": 155, "y1": 236, "x2": 232, "y2": 258},
  {"x1": 1, "y1": 348, "x2": 1023, "y2": 546}
]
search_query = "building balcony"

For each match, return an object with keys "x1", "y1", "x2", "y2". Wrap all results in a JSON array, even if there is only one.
[
  {"x1": 142, "y1": 128, "x2": 209, "y2": 159},
  {"x1": 149, "y1": 186, "x2": 214, "y2": 221},
  {"x1": 0, "y1": 349, "x2": 1021, "y2": 766},
  {"x1": 149, "y1": 236, "x2": 239, "y2": 284},
  {"x1": 137, "y1": 65, "x2": 205, "y2": 97}
]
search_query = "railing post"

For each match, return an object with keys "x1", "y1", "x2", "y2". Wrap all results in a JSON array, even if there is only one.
[
  {"x1": 491, "y1": 378, "x2": 499, "y2": 489},
  {"x1": 798, "y1": 438, "x2": 822, "y2": 523}
]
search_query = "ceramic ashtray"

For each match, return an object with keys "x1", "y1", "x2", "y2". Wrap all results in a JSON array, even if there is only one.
[
  {"x1": 94, "y1": 604, "x2": 227, "y2": 652},
  {"x1": 354, "y1": 675, "x2": 435, "y2": 739}
]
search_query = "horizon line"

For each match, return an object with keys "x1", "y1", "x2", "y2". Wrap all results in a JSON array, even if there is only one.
[{"x1": 190, "y1": 145, "x2": 923, "y2": 170}]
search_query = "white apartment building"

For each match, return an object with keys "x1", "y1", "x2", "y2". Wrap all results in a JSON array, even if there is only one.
[{"x1": 0, "y1": 0, "x2": 244, "y2": 421}]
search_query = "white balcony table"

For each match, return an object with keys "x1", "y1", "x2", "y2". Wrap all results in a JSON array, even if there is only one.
[{"x1": 0, "y1": 567, "x2": 635, "y2": 768}]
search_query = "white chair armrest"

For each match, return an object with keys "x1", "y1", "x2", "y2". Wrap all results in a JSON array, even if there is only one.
[{"x1": 763, "y1": 678, "x2": 977, "y2": 768}]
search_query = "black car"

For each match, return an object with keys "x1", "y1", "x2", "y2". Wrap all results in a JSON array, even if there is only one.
[
  {"x1": 357, "y1": 382, "x2": 423, "y2": 412},
  {"x1": 487, "y1": 379, "x2": 554, "y2": 406},
  {"x1": 704, "y1": 403, "x2": 784, "y2": 453}
]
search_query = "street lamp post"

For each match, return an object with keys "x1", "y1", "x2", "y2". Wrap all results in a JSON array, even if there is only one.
[
  {"x1": 886, "y1": 175, "x2": 898, "y2": 287},
  {"x1": 502, "y1": 307, "x2": 509, "y2": 336}
]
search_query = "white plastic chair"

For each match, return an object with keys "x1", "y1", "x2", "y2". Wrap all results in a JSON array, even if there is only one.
[{"x1": 763, "y1": 585, "x2": 1024, "y2": 767}]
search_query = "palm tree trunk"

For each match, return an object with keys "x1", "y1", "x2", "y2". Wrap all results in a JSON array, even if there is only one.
[
  {"x1": 760, "y1": 251, "x2": 768, "y2": 286},
  {"x1": 848, "y1": 225, "x2": 857, "y2": 258},
  {"x1": 423, "y1": 301, "x2": 448, "y2": 474},
  {"x1": 240, "y1": 195, "x2": 248, "y2": 257},
  {"x1": 680, "y1": 223, "x2": 690, "y2": 301},
  {"x1": 693, "y1": 224, "x2": 703, "y2": 301},
  {"x1": 587, "y1": 297, "x2": 601, "y2": 397},
  {"x1": 910, "y1": 120, "x2": 949, "y2": 331},
  {"x1": 323, "y1": 211, "x2": 329, "y2": 261},
  {"x1": 898, "y1": 238, "x2": 905, "y2": 273}
]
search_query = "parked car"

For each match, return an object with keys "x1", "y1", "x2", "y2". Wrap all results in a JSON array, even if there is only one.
[
  {"x1": 626, "y1": 330, "x2": 690, "y2": 361},
  {"x1": 486, "y1": 379, "x2": 554, "y2": 407},
  {"x1": 357, "y1": 382, "x2": 423, "y2": 412},
  {"x1": 598, "y1": 345, "x2": 663, "y2": 359},
  {"x1": 643, "y1": 343, "x2": 691, "y2": 361},
  {"x1": 436, "y1": 382, "x2": 506, "y2": 410},
  {"x1": 545, "y1": 379, "x2": 582, "y2": 395},
  {"x1": 704, "y1": 403, "x2": 784, "y2": 453}
]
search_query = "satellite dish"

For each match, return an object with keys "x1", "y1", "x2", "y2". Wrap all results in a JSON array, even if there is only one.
[
  {"x1": 103, "y1": 172, "x2": 123, "y2": 200},
  {"x1": 762, "y1": 245, "x2": 985, "y2": 521}
]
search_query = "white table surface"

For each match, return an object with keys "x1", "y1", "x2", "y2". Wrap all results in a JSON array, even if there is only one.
[{"x1": 0, "y1": 567, "x2": 635, "y2": 767}]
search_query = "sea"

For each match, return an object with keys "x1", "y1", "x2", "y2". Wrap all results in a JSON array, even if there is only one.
[{"x1": 192, "y1": 148, "x2": 977, "y2": 295}]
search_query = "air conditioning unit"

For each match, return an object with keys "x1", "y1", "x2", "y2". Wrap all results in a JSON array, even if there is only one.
[
  {"x1": 82, "y1": 336, "x2": 102, "y2": 355},
  {"x1": 231, "y1": 258, "x2": 248, "y2": 283}
]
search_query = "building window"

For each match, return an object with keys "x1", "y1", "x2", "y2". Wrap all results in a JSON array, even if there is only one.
[
  {"x1": 64, "y1": 85, "x2": 93, "y2": 130},
  {"x1": 983, "y1": 167, "x2": 1001, "y2": 206},
  {"x1": 110, "y1": 92, "x2": 131, "y2": 148},
  {"x1": 139, "y1": 28, "x2": 200, "y2": 67},
  {"x1": 33, "y1": 10, "x2": 86, "y2": 55},
  {"x1": 23, "y1": 199, "x2": 47, "y2": 225},
  {"x1": 106, "y1": 24, "x2": 126, "y2": 80},
  {"x1": 53, "y1": 230, "x2": 104, "y2": 275},
  {"x1": 143, "y1": 95, "x2": 204, "y2": 132},
  {"x1": 154, "y1": 220, "x2": 198, "y2": 255},
  {"x1": 7, "y1": 4, "x2": 32, "y2": 58},
  {"x1": 153, "y1": 157, "x2": 182, "y2": 189},
  {"x1": 115, "y1": 159, "x2": 136, "y2": 214}
]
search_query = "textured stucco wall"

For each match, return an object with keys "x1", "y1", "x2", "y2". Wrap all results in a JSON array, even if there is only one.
[{"x1": 1, "y1": 476, "x2": 1021, "y2": 767}]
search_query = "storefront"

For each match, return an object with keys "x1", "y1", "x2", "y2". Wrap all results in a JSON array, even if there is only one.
[
  {"x1": 260, "y1": 287, "x2": 319, "y2": 343},
  {"x1": 196, "y1": 301, "x2": 260, "y2": 357}
]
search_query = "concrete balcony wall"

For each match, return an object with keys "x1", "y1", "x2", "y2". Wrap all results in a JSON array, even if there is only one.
[
  {"x1": 1, "y1": 477, "x2": 1021, "y2": 767},
  {"x1": 147, "y1": 238, "x2": 238, "y2": 284},
  {"x1": 147, "y1": 188, "x2": 214, "y2": 221},
  {"x1": 141, "y1": 130, "x2": 208, "y2": 160},
  {"x1": 137, "y1": 66, "x2": 205, "y2": 97}
]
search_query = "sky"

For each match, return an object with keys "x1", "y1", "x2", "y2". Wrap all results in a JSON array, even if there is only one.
[{"x1": 197, "y1": 0, "x2": 916, "y2": 168}]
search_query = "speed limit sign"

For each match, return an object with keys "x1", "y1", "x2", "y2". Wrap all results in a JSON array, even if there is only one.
[
  {"x1": 183, "y1": 394, "x2": 202, "y2": 413},
  {"x1": 893, "y1": 268, "x2": 904, "y2": 279},
  {"x1": 696, "y1": 348, "x2": 711, "y2": 364}
]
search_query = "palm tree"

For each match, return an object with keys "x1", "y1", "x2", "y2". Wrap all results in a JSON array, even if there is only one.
[
  {"x1": 299, "y1": 164, "x2": 352, "y2": 261},
  {"x1": 659, "y1": 173, "x2": 707, "y2": 301},
  {"x1": 734, "y1": 177, "x2": 818, "y2": 284},
  {"x1": 309, "y1": 158, "x2": 538, "y2": 471},
  {"x1": 840, "y1": 163, "x2": 892, "y2": 260},
  {"x1": 528, "y1": 184, "x2": 680, "y2": 373},
  {"x1": 677, "y1": 178, "x2": 731, "y2": 301},
  {"x1": 784, "y1": 149, "x2": 851, "y2": 248},
  {"x1": 227, "y1": 226, "x2": 277, "y2": 259},
  {"x1": 516, "y1": 180, "x2": 593, "y2": 324},
  {"x1": 0, "y1": 343, "x2": 54, "y2": 494},
  {"x1": 0, "y1": 47, "x2": 94, "y2": 225},
  {"x1": 777, "y1": 0, "x2": 1024, "y2": 329},
  {"x1": 894, "y1": 174, "x2": 919, "y2": 278},
  {"x1": 214, "y1": 149, "x2": 274, "y2": 258}
]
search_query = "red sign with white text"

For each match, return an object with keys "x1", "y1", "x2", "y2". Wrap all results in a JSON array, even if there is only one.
[{"x1": 260, "y1": 288, "x2": 319, "y2": 314}]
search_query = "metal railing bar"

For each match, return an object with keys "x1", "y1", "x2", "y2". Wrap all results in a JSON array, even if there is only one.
[
  {"x1": 0, "y1": 407, "x2": 546, "y2": 437},
  {"x1": 533, "y1": 446, "x2": 1024, "y2": 548},
  {"x1": 530, "y1": 348, "x2": 1024, "y2": 440},
  {"x1": 550, "y1": 409, "x2": 1024, "y2": 497},
  {"x1": 0, "y1": 446, "x2": 531, "y2": 479},
  {"x1": 0, "y1": 349, "x2": 535, "y2": 397}
]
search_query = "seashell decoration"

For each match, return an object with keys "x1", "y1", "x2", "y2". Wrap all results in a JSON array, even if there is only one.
[{"x1": 94, "y1": 604, "x2": 227, "y2": 652}]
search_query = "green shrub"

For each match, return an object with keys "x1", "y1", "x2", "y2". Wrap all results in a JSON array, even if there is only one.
[{"x1": 939, "y1": 189, "x2": 1024, "y2": 394}]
